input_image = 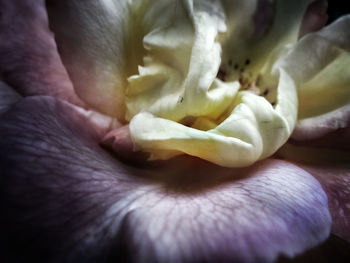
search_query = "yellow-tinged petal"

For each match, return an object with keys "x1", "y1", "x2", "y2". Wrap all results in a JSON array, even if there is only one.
[
  {"x1": 128, "y1": 0, "x2": 309, "y2": 167},
  {"x1": 274, "y1": 15, "x2": 350, "y2": 119},
  {"x1": 130, "y1": 69, "x2": 297, "y2": 167}
]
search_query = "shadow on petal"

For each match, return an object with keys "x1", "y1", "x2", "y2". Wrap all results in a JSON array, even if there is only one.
[
  {"x1": 0, "y1": 0, "x2": 84, "y2": 106},
  {"x1": 0, "y1": 96, "x2": 331, "y2": 263}
]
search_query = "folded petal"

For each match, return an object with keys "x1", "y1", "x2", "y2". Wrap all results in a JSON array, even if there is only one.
[
  {"x1": 128, "y1": 0, "x2": 318, "y2": 166},
  {"x1": 130, "y1": 68, "x2": 298, "y2": 167},
  {"x1": 0, "y1": 0, "x2": 83, "y2": 106},
  {"x1": 0, "y1": 80, "x2": 20, "y2": 115},
  {"x1": 0, "y1": 96, "x2": 330, "y2": 262},
  {"x1": 274, "y1": 15, "x2": 350, "y2": 119},
  {"x1": 292, "y1": 103, "x2": 350, "y2": 141}
]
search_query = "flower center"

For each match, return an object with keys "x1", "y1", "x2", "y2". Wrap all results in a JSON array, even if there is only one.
[
  {"x1": 126, "y1": 0, "x2": 298, "y2": 167},
  {"x1": 217, "y1": 58, "x2": 277, "y2": 106}
]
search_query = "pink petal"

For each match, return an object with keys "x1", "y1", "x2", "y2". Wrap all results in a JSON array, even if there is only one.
[
  {"x1": 277, "y1": 144, "x2": 350, "y2": 242},
  {"x1": 299, "y1": 0, "x2": 328, "y2": 38},
  {"x1": 0, "y1": 0, "x2": 84, "y2": 106},
  {"x1": 295, "y1": 163, "x2": 350, "y2": 243},
  {"x1": 0, "y1": 96, "x2": 331, "y2": 262},
  {"x1": 292, "y1": 104, "x2": 350, "y2": 141}
]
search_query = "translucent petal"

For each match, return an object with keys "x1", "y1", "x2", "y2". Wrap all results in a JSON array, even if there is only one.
[{"x1": 47, "y1": 0, "x2": 132, "y2": 120}]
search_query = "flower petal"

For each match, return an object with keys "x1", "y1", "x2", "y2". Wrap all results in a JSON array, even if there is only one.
[
  {"x1": 299, "y1": 0, "x2": 328, "y2": 38},
  {"x1": 220, "y1": 0, "x2": 313, "y2": 81},
  {"x1": 274, "y1": 15, "x2": 350, "y2": 119},
  {"x1": 130, "y1": 69, "x2": 298, "y2": 167},
  {"x1": 278, "y1": 148, "x2": 350, "y2": 243},
  {"x1": 292, "y1": 103, "x2": 350, "y2": 141},
  {"x1": 0, "y1": 0, "x2": 83, "y2": 106},
  {"x1": 0, "y1": 96, "x2": 331, "y2": 262},
  {"x1": 46, "y1": 0, "x2": 131, "y2": 120},
  {"x1": 126, "y1": 0, "x2": 236, "y2": 122},
  {"x1": 0, "y1": 80, "x2": 20, "y2": 115},
  {"x1": 277, "y1": 143, "x2": 350, "y2": 241},
  {"x1": 303, "y1": 164, "x2": 350, "y2": 243}
]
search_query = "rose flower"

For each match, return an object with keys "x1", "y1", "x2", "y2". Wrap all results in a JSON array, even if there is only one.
[{"x1": 0, "y1": 0, "x2": 349, "y2": 262}]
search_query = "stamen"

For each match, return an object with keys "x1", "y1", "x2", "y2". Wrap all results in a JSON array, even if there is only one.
[{"x1": 217, "y1": 67, "x2": 227, "y2": 81}]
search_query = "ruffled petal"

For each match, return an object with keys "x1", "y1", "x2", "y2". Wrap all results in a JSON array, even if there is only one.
[
  {"x1": 0, "y1": 80, "x2": 20, "y2": 115},
  {"x1": 126, "y1": 0, "x2": 234, "y2": 121},
  {"x1": 128, "y1": 0, "x2": 319, "y2": 166},
  {"x1": 130, "y1": 68, "x2": 297, "y2": 167},
  {"x1": 0, "y1": 0, "x2": 83, "y2": 106},
  {"x1": 0, "y1": 96, "x2": 330, "y2": 262}
]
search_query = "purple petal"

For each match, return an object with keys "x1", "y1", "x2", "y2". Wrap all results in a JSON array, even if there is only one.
[
  {"x1": 0, "y1": 96, "x2": 331, "y2": 262},
  {"x1": 295, "y1": 163, "x2": 350, "y2": 243},
  {"x1": 0, "y1": 0, "x2": 84, "y2": 106}
]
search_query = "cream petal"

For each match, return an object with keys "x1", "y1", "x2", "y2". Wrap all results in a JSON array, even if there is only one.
[
  {"x1": 274, "y1": 15, "x2": 350, "y2": 119},
  {"x1": 130, "y1": 69, "x2": 297, "y2": 167},
  {"x1": 126, "y1": 0, "x2": 237, "y2": 122},
  {"x1": 220, "y1": 0, "x2": 313, "y2": 81},
  {"x1": 128, "y1": 1, "x2": 317, "y2": 166}
]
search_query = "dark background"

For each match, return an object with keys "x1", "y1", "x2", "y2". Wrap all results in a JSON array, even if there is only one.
[{"x1": 328, "y1": 0, "x2": 350, "y2": 23}]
